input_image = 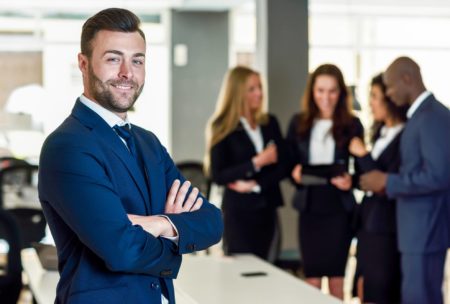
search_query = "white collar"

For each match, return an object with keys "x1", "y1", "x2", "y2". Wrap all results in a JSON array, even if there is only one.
[
  {"x1": 379, "y1": 123, "x2": 404, "y2": 138},
  {"x1": 79, "y1": 94, "x2": 130, "y2": 128},
  {"x1": 240, "y1": 117, "x2": 259, "y2": 131},
  {"x1": 407, "y1": 91, "x2": 431, "y2": 119}
]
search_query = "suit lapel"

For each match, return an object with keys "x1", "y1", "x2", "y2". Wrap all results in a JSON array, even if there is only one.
[
  {"x1": 236, "y1": 122, "x2": 258, "y2": 155},
  {"x1": 71, "y1": 100, "x2": 151, "y2": 213},
  {"x1": 261, "y1": 122, "x2": 271, "y2": 147},
  {"x1": 133, "y1": 130, "x2": 164, "y2": 215}
]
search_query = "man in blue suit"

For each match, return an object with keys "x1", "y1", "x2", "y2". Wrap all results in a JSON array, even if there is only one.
[
  {"x1": 360, "y1": 57, "x2": 450, "y2": 304},
  {"x1": 38, "y1": 8, "x2": 223, "y2": 304}
]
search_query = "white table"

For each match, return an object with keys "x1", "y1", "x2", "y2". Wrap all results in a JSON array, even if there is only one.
[
  {"x1": 21, "y1": 248, "x2": 58, "y2": 304},
  {"x1": 175, "y1": 254, "x2": 341, "y2": 304},
  {"x1": 21, "y1": 249, "x2": 340, "y2": 304}
]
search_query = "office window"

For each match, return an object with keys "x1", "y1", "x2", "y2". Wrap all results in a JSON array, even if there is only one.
[{"x1": 310, "y1": 2, "x2": 450, "y2": 130}]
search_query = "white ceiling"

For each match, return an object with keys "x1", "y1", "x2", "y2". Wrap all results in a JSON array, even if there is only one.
[{"x1": 1, "y1": 0, "x2": 450, "y2": 15}]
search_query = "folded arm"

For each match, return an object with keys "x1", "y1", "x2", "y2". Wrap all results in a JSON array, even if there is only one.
[{"x1": 39, "y1": 135, "x2": 182, "y2": 278}]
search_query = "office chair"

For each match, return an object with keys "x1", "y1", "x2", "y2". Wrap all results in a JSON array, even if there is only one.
[
  {"x1": 0, "y1": 209, "x2": 23, "y2": 304},
  {"x1": 8, "y1": 208, "x2": 46, "y2": 249},
  {"x1": 0, "y1": 162, "x2": 46, "y2": 248},
  {"x1": 176, "y1": 161, "x2": 211, "y2": 200},
  {"x1": 0, "y1": 160, "x2": 38, "y2": 209}
]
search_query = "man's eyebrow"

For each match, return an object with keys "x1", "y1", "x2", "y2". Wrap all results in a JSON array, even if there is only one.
[{"x1": 103, "y1": 50, "x2": 145, "y2": 58}]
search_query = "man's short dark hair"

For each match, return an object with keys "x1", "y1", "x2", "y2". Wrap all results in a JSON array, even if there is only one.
[{"x1": 81, "y1": 8, "x2": 146, "y2": 58}]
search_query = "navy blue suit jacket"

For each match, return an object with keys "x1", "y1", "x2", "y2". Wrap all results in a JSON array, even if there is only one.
[
  {"x1": 38, "y1": 100, "x2": 223, "y2": 304},
  {"x1": 387, "y1": 94, "x2": 450, "y2": 254}
]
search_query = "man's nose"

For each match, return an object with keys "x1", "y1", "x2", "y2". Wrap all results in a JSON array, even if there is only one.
[{"x1": 118, "y1": 61, "x2": 133, "y2": 79}]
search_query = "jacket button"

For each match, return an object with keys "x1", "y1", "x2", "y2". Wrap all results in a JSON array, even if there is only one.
[
  {"x1": 151, "y1": 282, "x2": 160, "y2": 289},
  {"x1": 160, "y1": 269, "x2": 173, "y2": 276},
  {"x1": 186, "y1": 243, "x2": 196, "y2": 251}
]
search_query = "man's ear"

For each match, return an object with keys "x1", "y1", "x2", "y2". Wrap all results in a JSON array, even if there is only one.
[{"x1": 78, "y1": 53, "x2": 88, "y2": 75}]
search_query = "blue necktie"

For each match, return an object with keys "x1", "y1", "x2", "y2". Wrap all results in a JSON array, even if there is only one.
[{"x1": 113, "y1": 124, "x2": 137, "y2": 157}]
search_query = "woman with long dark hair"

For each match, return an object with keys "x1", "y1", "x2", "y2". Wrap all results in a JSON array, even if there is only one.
[
  {"x1": 287, "y1": 64, "x2": 364, "y2": 299},
  {"x1": 350, "y1": 73, "x2": 408, "y2": 303}
]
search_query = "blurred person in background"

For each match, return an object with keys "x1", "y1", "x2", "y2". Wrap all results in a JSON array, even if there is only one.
[
  {"x1": 350, "y1": 73, "x2": 407, "y2": 303},
  {"x1": 286, "y1": 64, "x2": 364, "y2": 299},
  {"x1": 360, "y1": 57, "x2": 450, "y2": 304},
  {"x1": 205, "y1": 66, "x2": 286, "y2": 262}
]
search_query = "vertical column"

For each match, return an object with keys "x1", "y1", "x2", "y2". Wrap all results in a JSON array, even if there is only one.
[
  {"x1": 170, "y1": 10, "x2": 229, "y2": 162},
  {"x1": 256, "y1": 0, "x2": 309, "y2": 254},
  {"x1": 256, "y1": 0, "x2": 309, "y2": 132}
]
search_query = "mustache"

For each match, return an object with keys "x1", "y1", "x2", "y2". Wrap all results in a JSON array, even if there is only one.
[{"x1": 108, "y1": 79, "x2": 137, "y2": 87}]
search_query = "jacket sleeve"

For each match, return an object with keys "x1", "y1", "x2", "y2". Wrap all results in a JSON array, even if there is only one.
[
  {"x1": 155, "y1": 140, "x2": 223, "y2": 255},
  {"x1": 255, "y1": 115, "x2": 288, "y2": 192},
  {"x1": 387, "y1": 110, "x2": 450, "y2": 197},
  {"x1": 38, "y1": 132, "x2": 182, "y2": 278},
  {"x1": 350, "y1": 117, "x2": 365, "y2": 188},
  {"x1": 285, "y1": 114, "x2": 304, "y2": 187},
  {"x1": 209, "y1": 135, "x2": 256, "y2": 185}
]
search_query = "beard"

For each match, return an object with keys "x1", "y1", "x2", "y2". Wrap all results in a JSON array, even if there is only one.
[{"x1": 87, "y1": 64, "x2": 144, "y2": 113}]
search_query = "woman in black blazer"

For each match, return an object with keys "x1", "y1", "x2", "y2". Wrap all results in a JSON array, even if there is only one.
[
  {"x1": 286, "y1": 64, "x2": 363, "y2": 299},
  {"x1": 205, "y1": 66, "x2": 285, "y2": 261},
  {"x1": 350, "y1": 74, "x2": 408, "y2": 303}
]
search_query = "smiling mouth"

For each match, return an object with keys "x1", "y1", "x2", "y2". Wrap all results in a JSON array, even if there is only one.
[{"x1": 111, "y1": 84, "x2": 134, "y2": 90}]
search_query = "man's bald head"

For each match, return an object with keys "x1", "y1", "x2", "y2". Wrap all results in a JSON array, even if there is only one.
[{"x1": 383, "y1": 56, "x2": 426, "y2": 107}]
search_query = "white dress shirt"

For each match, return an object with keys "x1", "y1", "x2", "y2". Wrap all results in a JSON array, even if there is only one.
[
  {"x1": 240, "y1": 117, "x2": 262, "y2": 193},
  {"x1": 309, "y1": 119, "x2": 335, "y2": 165},
  {"x1": 80, "y1": 95, "x2": 172, "y2": 304},
  {"x1": 371, "y1": 124, "x2": 404, "y2": 160},
  {"x1": 407, "y1": 91, "x2": 431, "y2": 119}
]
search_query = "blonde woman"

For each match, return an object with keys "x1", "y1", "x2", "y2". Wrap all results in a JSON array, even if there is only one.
[{"x1": 205, "y1": 66, "x2": 285, "y2": 261}]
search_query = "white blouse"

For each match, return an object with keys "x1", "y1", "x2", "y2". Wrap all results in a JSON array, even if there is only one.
[
  {"x1": 240, "y1": 117, "x2": 263, "y2": 193},
  {"x1": 371, "y1": 124, "x2": 404, "y2": 160},
  {"x1": 309, "y1": 119, "x2": 335, "y2": 165},
  {"x1": 240, "y1": 117, "x2": 264, "y2": 153}
]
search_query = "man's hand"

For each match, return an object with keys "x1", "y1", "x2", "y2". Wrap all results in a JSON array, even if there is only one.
[
  {"x1": 252, "y1": 143, "x2": 277, "y2": 170},
  {"x1": 127, "y1": 214, "x2": 176, "y2": 237},
  {"x1": 227, "y1": 179, "x2": 257, "y2": 193},
  {"x1": 331, "y1": 173, "x2": 352, "y2": 191},
  {"x1": 127, "y1": 179, "x2": 203, "y2": 237},
  {"x1": 165, "y1": 179, "x2": 203, "y2": 214},
  {"x1": 360, "y1": 170, "x2": 387, "y2": 193},
  {"x1": 291, "y1": 164, "x2": 303, "y2": 184}
]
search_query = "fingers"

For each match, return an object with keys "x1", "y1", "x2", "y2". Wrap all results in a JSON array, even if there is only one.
[
  {"x1": 227, "y1": 182, "x2": 238, "y2": 191},
  {"x1": 331, "y1": 174, "x2": 352, "y2": 190},
  {"x1": 190, "y1": 197, "x2": 203, "y2": 211},
  {"x1": 165, "y1": 179, "x2": 204, "y2": 214},
  {"x1": 171, "y1": 181, "x2": 191, "y2": 213},
  {"x1": 291, "y1": 164, "x2": 302, "y2": 184},
  {"x1": 166, "y1": 179, "x2": 181, "y2": 207},
  {"x1": 182, "y1": 187, "x2": 199, "y2": 212}
]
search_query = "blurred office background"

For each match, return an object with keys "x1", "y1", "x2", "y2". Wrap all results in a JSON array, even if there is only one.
[{"x1": 0, "y1": 1, "x2": 450, "y2": 301}]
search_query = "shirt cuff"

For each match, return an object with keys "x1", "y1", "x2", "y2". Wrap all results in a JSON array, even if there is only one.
[
  {"x1": 251, "y1": 184, "x2": 261, "y2": 193},
  {"x1": 157, "y1": 215, "x2": 179, "y2": 246}
]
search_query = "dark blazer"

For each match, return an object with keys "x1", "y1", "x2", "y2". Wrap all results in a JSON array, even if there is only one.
[
  {"x1": 286, "y1": 113, "x2": 364, "y2": 212},
  {"x1": 386, "y1": 94, "x2": 450, "y2": 254},
  {"x1": 356, "y1": 129, "x2": 402, "y2": 234},
  {"x1": 210, "y1": 114, "x2": 285, "y2": 210},
  {"x1": 38, "y1": 100, "x2": 223, "y2": 304}
]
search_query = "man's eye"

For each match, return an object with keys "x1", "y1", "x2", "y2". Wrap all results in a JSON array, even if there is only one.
[
  {"x1": 107, "y1": 57, "x2": 120, "y2": 62},
  {"x1": 133, "y1": 59, "x2": 144, "y2": 65}
]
